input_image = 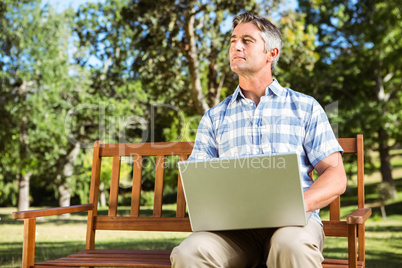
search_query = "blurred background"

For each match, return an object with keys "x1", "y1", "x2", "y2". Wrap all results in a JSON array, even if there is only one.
[{"x1": 0, "y1": 0, "x2": 401, "y2": 266}]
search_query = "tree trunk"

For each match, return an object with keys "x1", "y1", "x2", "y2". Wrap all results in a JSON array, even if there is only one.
[
  {"x1": 17, "y1": 172, "x2": 32, "y2": 211},
  {"x1": 58, "y1": 181, "x2": 71, "y2": 208},
  {"x1": 57, "y1": 145, "x2": 80, "y2": 218},
  {"x1": 99, "y1": 182, "x2": 107, "y2": 207},
  {"x1": 374, "y1": 62, "x2": 394, "y2": 187},
  {"x1": 378, "y1": 128, "x2": 394, "y2": 186},
  {"x1": 380, "y1": 205, "x2": 387, "y2": 220},
  {"x1": 207, "y1": 49, "x2": 225, "y2": 108},
  {"x1": 183, "y1": 8, "x2": 210, "y2": 115},
  {"x1": 17, "y1": 114, "x2": 30, "y2": 211}
]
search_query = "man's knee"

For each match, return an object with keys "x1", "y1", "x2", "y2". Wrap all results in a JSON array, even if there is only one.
[
  {"x1": 170, "y1": 242, "x2": 201, "y2": 266},
  {"x1": 170, "y1": 232, "x2": 225, "y2": 267},
  {"x1": 267, "y1": 224, "x2": 324, "y2": 267}
]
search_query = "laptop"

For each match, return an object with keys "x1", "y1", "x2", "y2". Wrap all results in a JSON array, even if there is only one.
[{"x1": 178, "y1": 153, "x2": 310, "y2": 231}]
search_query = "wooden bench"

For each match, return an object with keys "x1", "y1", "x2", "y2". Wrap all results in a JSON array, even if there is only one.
[{"x1": 13, "y1": 135, "x2": 371, "y2": 268}]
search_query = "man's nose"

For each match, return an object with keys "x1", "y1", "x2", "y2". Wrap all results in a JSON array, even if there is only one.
[{"x1": 233, "y1": 39, "x2": 244, "y2": 51}]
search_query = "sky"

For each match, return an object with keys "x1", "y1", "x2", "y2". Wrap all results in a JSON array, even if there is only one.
[
  {"x1": 41, "y1": 0, "x2": 105, "y2": 13},
  {"x1": 42, "y1": 0, "x2": 298, "y2": 13}
]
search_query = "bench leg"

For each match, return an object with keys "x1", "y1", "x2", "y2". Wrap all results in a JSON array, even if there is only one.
[
  {"x1": 358, "y1": 224, "x2": 365, "y2": 264},
  {"x1": 22, "y1": 218, "x2": 36, "y2": 268},
  {"x1": 348, "y1": 224, "x2": 357, "y2": 268}
]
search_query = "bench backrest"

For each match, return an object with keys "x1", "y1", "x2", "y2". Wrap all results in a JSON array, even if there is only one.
[
  {"x1": 86, "y1": 135, "x2": 366, "y2": 260},
  {"x1": 85, "y1": 141, "x2": 194, "y2": 249}
]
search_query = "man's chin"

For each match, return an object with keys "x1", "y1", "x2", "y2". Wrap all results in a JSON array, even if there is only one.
[
  {"x1": 230, "y1": 63, "x2": 245, "y2": 71},
  {"x1": 230, "y1": 64, "x2": 248, "y2": 74}
]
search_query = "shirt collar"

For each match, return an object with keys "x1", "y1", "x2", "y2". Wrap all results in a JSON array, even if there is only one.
[
  {"x1": 230, "y1": 79, "x2": 285, "y2": 104},
  {"x1": 267, "y1": 79, "x2": 285, "y2": 97}
]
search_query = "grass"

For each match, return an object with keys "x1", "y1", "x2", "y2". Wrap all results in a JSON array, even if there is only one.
[{"x1": 1, "y1": 178, "x2": 402, "y2": 267}]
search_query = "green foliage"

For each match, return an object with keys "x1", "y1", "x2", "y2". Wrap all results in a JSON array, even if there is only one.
[
  {"x1": 86, "y1": 0, "x2": 265, "y2": 111},
  {"x1": 0, "y1": 174, "x2": 18, "y2": 206},
  {"x1": 1, "y1": 0, "x2": 400, "y2": 206},
  {"x1": 163, "y1": 113, "x2": 202, "y2": 142},
  {"x1": 299, "y1": 0, "x2": 402, "y2": 137},
  {"x1": 0, "y1": 0, "x2": 153, "y2": 207},
  {"x1": 275, "y1": 9, "x2": 319, "y2": 89},
  {"x1": 0, "y1": 0, "x2": 83, "y2": 207},
  {"x1": 298, "y1": 1, "x2": 402, "y2": 183}
]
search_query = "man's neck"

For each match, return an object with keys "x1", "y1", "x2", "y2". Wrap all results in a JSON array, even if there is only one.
[{"x1": 238, "y1": 74, "x2": 273, "y2": 106}]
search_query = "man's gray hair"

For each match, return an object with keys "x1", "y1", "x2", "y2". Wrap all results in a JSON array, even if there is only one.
[{"x1": 232, "y1": 12, "x2": 282, "y2": 71}]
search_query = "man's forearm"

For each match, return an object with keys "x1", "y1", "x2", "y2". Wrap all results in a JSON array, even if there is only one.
[{"x1": 304, "y1": 152, "x2": 347, "y2": 212}]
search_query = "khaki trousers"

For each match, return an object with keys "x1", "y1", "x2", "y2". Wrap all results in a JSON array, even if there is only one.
[{"x1": 170, "y1": 219, "x2": 324, "y2": 268}]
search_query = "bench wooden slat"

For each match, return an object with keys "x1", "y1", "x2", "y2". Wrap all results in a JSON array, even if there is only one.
[
  {"x1": 79, "y1": 249, "x2": 171, "y2": 256},
  {"x1": 36, "y1": 264, "x2": 168, "y2": 268},
  {"x1": 31, "y1": 263, "x2": 86, "y2": 268},
  {"x1": 109, "y1": 156, "x2": 121, "y2": 217},
  {"x1": 153, "y1": 156, "x2": 165, "y2": 217},
  {"x1": 322, "y1": 258, "x2": 364, "y2": 268},
  {"x1": 176, "y1": 154, "x2": 188, "y2": 218},
  {"x1": 330, "y1": 196, "x2": 341, "y2": 221},
  {"x1": 67, "y1": 253, "x2": 169, "y2": 259},
  {"x1": 322, "y1": 221, "x2": 349, "y2": 237},
  {"x1": 99, "y1": 142, "x2": 194, "y2": 157},
  {"x1": 30, "y1": 264, "x2": 83, "y2": 268},
  {"x1": 35, "y1": 257, "x2": 170, "y2": 267},
  {"x1": 12, "y1": 204, "x2": 93, "y2": 219},
  {"x1": 50, "y1": 257, "x2": 170, "y2": 264},
  {"x1": 86, "y1": 140, "x2": 102, "y2": 250},
  {"x1": 93, "y1": 216, "x2": 192, "y2": 232},
  {"x1": 337, "y1": 138, "x2": 357, "y2": 153},
  {"x1": 131, "y1": 155, "x2": 143, "y2": 217},
  {"x1": 45, "y1": 258, "x2": 169, "y2": 264}
]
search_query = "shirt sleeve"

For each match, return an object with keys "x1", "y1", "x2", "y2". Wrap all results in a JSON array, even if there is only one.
[
  {"x1": 188, "y1": 111, "x2": 218, "y2": 161},
  {"x1": 303, "y1": 100, "x2": 343, "y2": 167}
]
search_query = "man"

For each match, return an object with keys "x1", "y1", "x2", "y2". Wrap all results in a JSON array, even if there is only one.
[{"x1": 170, "y1": 12, "x2": 347, "y2": 267}]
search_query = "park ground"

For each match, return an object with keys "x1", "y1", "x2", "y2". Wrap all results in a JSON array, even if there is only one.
[{"x1": 1, "y1": 156, "x2": 402, "y2": 267}]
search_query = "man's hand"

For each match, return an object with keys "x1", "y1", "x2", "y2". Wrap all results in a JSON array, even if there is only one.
[{"x1": 304, "y1": 152, "x2": 347, "y2": 212}]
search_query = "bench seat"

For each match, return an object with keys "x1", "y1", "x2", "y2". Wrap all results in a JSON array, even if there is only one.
[{"x1": 33, "y1": 251, "x2": 365, "y2": 268}]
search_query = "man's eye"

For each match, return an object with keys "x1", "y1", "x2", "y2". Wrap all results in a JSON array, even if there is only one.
[{"x1": 244, "y1": 39, "x2": 252, "y2": 43}]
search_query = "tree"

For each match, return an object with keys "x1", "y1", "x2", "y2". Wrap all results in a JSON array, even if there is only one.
[
  {"x1": 299, "y1": 0, "x2": 402, "y2": 186},
  {"x1": 0, "y1": 0, "x2": 91, "y2": 210},
  {"x1": 110, "y1": 0, "x2": 263, "y2": 115},
  {"x1": 0, "y1": 0, "x2": 67, "y2": 210},
  {"x1": 75, "y1": 0, "x2": 318, "y2": 115}
]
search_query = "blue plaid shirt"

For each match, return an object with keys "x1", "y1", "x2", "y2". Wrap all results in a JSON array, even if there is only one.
[{"x1": 189, "y1": 79, "x2": 343, "y2": 225}]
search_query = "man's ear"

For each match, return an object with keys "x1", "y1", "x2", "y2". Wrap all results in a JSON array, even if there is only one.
[{"x1": 266, "y1": 48, "x2": 279, "y2": 63}]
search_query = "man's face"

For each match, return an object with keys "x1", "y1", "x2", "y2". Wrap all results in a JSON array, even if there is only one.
[{"x1": 230, "y1": 22, "x2": 269, "y2": 76}]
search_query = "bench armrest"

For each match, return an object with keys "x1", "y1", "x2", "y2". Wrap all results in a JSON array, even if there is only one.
[
  {"x1": 12, "y1": 204, "x2": 94, "y2": 219},
  {"x1": 346, "y1": 208, "x2": 372, "y2": 225}
]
